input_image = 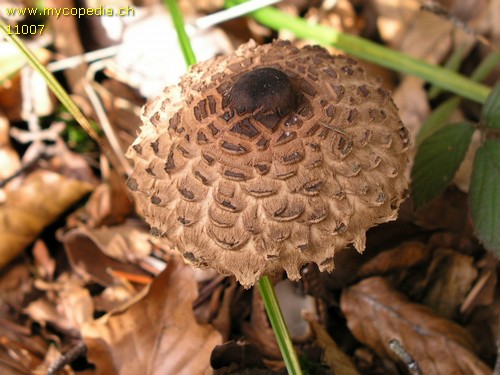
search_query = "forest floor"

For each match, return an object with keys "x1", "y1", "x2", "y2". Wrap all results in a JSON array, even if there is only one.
[{"x1": 0, "y1": 0, "x2": 499, "y2": 374}]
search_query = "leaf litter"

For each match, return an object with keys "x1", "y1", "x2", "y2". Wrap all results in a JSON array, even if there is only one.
[{"x1": 0, "y1": 0, "x2": 499, "y2": 374}]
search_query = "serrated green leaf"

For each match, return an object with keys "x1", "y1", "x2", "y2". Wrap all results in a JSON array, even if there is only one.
[
  {"x1": 482, "y1": 84, "x2": 500, "y2": 129},
  {"x1": 470, "y1": 140, "x2": 500, "y2": 253},
  {"x1": 411, "y1": 122, "x2": 475, "y2": 209}
]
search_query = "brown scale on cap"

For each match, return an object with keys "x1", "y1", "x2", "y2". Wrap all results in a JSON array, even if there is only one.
[{"x1": 126, "y1": 40, "x2": 410, "y2": 288}]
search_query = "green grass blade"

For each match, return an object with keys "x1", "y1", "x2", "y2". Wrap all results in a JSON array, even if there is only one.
[
  {"x1": 163, "y1": 0, "x2": 197, "y2": 67},
  {"x1": 224, "y1": 0, "x2": 491, "y2": 104},
  {"x1": 0, "y1": 19, "x2": 100, "y2": 143},
  {"x1": 471, "y1": 52, "x2": 500, "y2": 82},
  {"x1": 259, "y1": 276, "x2": 304, "y2": 375}
]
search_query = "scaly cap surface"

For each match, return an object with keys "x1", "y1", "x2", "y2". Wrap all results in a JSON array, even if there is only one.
[{"x1": 126, "y1": 40, "x2": 410, "y2": 288}]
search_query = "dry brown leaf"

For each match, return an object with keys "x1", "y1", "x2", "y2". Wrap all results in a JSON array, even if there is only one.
[
  {"x1": 67, "y1": 222, "x2": 151, "y2": 262},
  {"x1": 81, "y1": 255, "x2": 222, "y2": 375},
  {"x1": 0, "y1": 170, "x2": 94, "y2": 268},
  {"x1": 357, "y1": 241, "x2": 429, "y2": 278},
  {"x1": 306, "y1": 316, "x2": 360, "y2": 375},
  {"x1": 422, "y1": 249, "x2": 478, "y2": 319},
  {"x1": 82, "y1": 168, "x2": 134, "y2": 228},
  {"x1": 341, "y1": 277, "x2": 491, "y2": 375}
]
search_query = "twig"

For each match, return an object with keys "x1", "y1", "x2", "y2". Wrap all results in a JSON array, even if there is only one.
[
  {"x1": 82, "y1": 80, "x2": 132, "y2": 176},
  {"x1": 389, "y1": 339, "x2": 423, "y2": 375},
  {"x1": 46, "y1": 341, "x2": 87, "y2": 375}
]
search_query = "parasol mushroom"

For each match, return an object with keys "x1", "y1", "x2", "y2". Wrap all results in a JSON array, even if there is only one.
[{"x1": 126, "y1": 40, "x2": 410, "y2": 288}]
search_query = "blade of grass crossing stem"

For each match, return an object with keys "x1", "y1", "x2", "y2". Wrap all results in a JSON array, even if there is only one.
[
  {"x1": 163, "y1": 0, "x2": 197, "y2": 67},
  {"x1": 0, "y1": 19, "x2": 100, "y2": 143},
  {"x1": 259, "y1": 276, "x2": 303, "y2": 375},
  {"x1": 224, "y1": 0, "x2": 491, "y2": 104},
  {"x1": 162, "y1": 2, "x2": 303, "y2": 373}
]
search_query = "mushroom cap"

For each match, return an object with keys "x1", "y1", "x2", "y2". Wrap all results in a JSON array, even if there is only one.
[{"x1": 126, "y1": 40, "x2": 410, "y2": 288}]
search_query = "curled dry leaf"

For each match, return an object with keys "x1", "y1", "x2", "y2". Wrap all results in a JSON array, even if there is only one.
[
  {"x1": 0, "y1": 170, "x2": 94, "y2": 268},
  {"x1": 356, "y1": 241, "x2": 429, "y2": 278},
  {"x1": 341, "y1": 277, "x2": 491, "y2": 375},
  {"x1": 63, "y1": 224, "x2": 156, "y2": 287},
  {"x1": 81, "y1": 255, "x2": 222, "y2": 375},
  {"x1": 242, "y1": 287, "x2": 281, "y2": 359}
]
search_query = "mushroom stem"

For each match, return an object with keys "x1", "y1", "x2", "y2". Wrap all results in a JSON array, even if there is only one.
[
  {"x1": 259, "y1": 276, "x2": 304, "y2": 375},
  {"x1": 162, "y1": 2, "x2": 304, "y2": 373}
]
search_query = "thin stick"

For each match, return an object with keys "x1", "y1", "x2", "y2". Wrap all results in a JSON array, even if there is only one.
[{"x1": 46, "y1": 341, "x2": 87, "y2": 375}]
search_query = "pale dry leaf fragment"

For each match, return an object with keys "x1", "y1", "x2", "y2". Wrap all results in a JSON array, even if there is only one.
[
  {"x1": 24, "y1": 273, "x2": 94, "y2": 333},
  {"x1": 81, "y1": 255, "x2": 222, "y2": 375},
  {"x1": 0, "y1": 170, "x2": 94, "y2": 268},
  {"x1": 341, "y1": 277, "x2": 492, "y2": 375},
  {"x1": 371, "y1": 0, "x2": 421, "y2": 46},
  {"x1": 0, "y1": 112, "x2": 21, "y2": 180}
]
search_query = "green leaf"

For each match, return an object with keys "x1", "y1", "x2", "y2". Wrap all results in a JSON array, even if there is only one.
[
  {"x1": 470, "y1": 140, "x2": 500, "y2": 253},
  {"x1": 411, "y1": 122, "x2": 475, "y2": 209},
  {"x1": 482, "y1": 84, "x2": 500, "y2": 129}
]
